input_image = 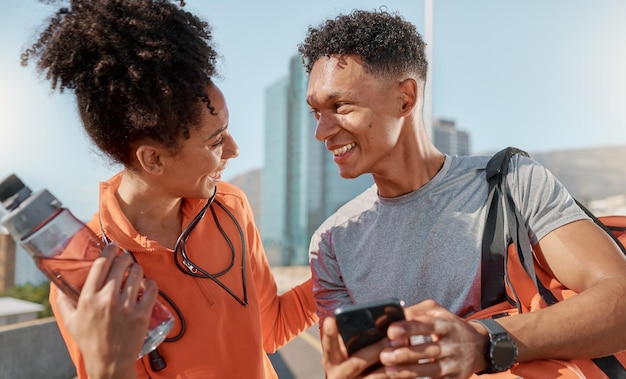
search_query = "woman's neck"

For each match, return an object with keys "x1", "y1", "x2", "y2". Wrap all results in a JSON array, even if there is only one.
[{"x1": 116, "y1": 171, "x2": 183, "y2": 249}]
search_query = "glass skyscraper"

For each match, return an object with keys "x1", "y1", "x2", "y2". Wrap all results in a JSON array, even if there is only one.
[{"x1": 262, "y1": 55, "x2": 373, "y2": 265}]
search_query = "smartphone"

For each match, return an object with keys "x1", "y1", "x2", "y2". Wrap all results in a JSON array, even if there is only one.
[{"x1": 334, "y1": 298, "x2": 406, "y2": 356}]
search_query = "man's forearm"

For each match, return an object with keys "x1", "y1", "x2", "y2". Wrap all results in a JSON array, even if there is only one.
[{"x1": 498, "y1": 277, "x2": 626, "y2": 362}]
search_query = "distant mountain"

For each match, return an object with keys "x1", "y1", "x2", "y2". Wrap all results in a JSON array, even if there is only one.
[{"x1": 528, "y1": 145, "x2": 626, "y2": 204}]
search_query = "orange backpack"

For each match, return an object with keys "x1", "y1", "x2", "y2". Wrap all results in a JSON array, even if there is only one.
[{"x1": 467, "y1": 147, "x2": 626, "y2": 378}]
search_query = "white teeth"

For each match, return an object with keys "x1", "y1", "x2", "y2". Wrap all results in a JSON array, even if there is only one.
[
  {"x1": 332, "y1": 143, "x2": 356, "y2": 156},
  {"x1": 209, "y1": 170, "x2": 223, "y2": 180}
]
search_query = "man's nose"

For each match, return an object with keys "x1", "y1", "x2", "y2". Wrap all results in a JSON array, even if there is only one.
[{"x1": 314, "y1": 114, "x2": 337, "y2": 142}]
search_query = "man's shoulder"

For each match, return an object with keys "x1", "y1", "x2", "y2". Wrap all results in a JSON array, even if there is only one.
[
  {"x1": 448, "y1": 153, "x2": 491, "y2": 171},
  {"x1": 314, "y1": 184, "x2": 378, "y2": 233},
  {"x1": 445, "y1": 152, "x2": 541, "y2": 182}
]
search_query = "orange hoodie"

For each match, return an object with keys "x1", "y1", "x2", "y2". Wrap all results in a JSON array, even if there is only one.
[{"x1": 50, "y1": 173, "x2": 318, "y2": 378}]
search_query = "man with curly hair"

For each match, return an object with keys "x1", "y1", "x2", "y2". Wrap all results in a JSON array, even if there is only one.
[
  {"x1": 298, "y1": 9, "x2": 626, "y2": 378},
  {"x1": 21, "y1": 0, "x2": 318, "y2": 378}
]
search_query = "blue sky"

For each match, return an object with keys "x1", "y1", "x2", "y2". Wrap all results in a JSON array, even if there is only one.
[{"x1": 1, "y1": 0, "x2": 625, "y2": 221}]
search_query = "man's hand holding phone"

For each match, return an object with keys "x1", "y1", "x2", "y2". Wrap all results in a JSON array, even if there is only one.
[
  {"x1": 334, "y1": 298, "x2": 406, "y2": 356},
  {"x1": 321, "y1": 298, "x2": 410, "y2": 378}
]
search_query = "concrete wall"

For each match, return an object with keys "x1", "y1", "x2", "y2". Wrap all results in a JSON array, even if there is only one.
[{"x1": 0, "y1": 317, "x2": 76, "y2": 379}]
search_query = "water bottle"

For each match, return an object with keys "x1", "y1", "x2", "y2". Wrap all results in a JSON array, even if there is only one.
[{"x1": 0, "y1": 174, "x2": 174, "y2": 358}]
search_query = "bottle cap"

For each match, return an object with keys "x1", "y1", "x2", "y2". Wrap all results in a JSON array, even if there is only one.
[
  {"x1": 1, "y1": 189, "x2": 63, "y2": 241},
  {"x1": 0, "y1": 174, "x2": 32, "y2": 211}
]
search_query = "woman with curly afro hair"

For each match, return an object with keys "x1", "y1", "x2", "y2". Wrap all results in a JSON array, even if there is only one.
[
  {"x1": 22, "y1": 1, "x2": 318, "y2": 378},
  {"x1": 300, "y1": 8, "x2": 626, "y2": 379}
]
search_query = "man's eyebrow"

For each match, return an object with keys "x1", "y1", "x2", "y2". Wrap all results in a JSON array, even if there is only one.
[{"x1": 307, "y1": 91, "x2": 342, "y2": 106}]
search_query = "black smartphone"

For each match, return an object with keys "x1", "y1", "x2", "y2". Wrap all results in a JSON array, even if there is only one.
[{"x1": 334, "y1": 298, "x2": 406, "y2": 356}]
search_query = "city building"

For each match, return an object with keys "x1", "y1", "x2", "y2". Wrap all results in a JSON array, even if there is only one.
[
  {"x1": 0, "y1": 233, "x2": 15, "y2": 292},
  {"x1": 261, "y1": 76, "x2": 289, "y2": 265},
  {"x1": 261, "y1": 55, "x2": 373, "y2": 266},
  {"x1": 228, "y1": 168, "x2": 263, "y2": 228},
  {"x1": 0, "y1": 235, "x2": 47, "y2": 289},
  {"x1": 0, "y1": 230, "x2": 47, "y2": 290},
  {"x1": 433, "y1": 117, "x2": 471, "y2": 156}
]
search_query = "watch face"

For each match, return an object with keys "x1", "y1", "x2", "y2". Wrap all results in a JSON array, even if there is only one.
[{"x1": 491, "y1": 335, "x2": 517, "y2": 371}]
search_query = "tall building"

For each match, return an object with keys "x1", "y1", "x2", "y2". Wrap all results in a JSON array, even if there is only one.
[
  {"x1": 262, "y1": 55, "x2": 373, "y2": 266},
  {"x1": 283, "y1": 56, "x2": 315, "y2": 266},
  {"x1": 228, "y1": 168, "x2": 262, "y2": 228},
  {"x1": 0, "y1": 232, "x2": 46, "y2": 290},
  {"x1": 0, "y1": 233, "x2": 15, "y2": 292},
  {"x1": 262, "y1": 77, "x2": 289, "y2": 265},
  {"x1": 433, "y1": 118, "x2": 471, "y2": 156}
]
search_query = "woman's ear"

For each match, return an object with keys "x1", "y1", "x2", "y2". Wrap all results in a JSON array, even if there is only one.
[
  {"x1": 398, "y1": 78, "x2": 418, "y2": 115},
  {"x1": 135, "y1": 145, "x2": 164, "y2": 175}
]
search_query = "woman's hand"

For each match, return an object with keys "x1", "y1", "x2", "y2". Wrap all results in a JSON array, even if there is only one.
[{"x1": 55, "y1": 243, "x2": 157, "y2": 379}]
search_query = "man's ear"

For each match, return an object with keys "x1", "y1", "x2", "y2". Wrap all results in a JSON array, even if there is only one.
[
  {"x1": 398, "y1": 78, "x2": 418, "y2": 116},
  {"x1": 135, "y1": 144, "x2": 164, "y2": 175}
]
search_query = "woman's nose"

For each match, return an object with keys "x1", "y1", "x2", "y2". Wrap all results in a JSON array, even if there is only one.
[{"x1": 223, "y1": 134, "x2": 239, "y2": 159}]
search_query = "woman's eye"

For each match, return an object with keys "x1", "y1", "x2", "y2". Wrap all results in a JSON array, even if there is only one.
[{"x1": 212, "y1": 137, "x2": 225, "y2": 147}]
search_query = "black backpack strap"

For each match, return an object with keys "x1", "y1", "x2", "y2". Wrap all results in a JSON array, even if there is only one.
[
  {"x1": 482, "y1": 147, "x2": 559, "y2": 309},
  {"x1": 481, "y1": 148, "x2": 516, "y2": 308},
  {"x1": 482, "y1": 147, "x2": 626, "y2": 377},
  {"x1": 592, "y1": 356, "x2": 626, "y2": 379}
]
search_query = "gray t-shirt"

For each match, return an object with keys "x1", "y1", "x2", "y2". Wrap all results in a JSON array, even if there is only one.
[{"x1": 309, "y1": 154, "x2": 587, "y2": 319}]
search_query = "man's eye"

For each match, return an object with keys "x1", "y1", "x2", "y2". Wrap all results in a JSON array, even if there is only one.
[{"x1": 335, "y1": 103, "x2": 349, "y2": 112}]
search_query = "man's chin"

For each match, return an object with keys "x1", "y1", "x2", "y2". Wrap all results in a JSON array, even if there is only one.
[{"x1": 337, "y1": 168, "x2": 363, "y2": 179}]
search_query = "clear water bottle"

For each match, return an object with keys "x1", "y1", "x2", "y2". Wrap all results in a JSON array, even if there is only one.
[{"x1": 0, "y1": 174, "x2": 174, "y2": 358}]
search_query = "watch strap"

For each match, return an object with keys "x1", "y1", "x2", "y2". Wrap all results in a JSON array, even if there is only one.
[
  {"x1": 474, "y1": 318, "x2": 518, "y2": 374},
  {"x1": 476, "y1": 317, "x2": 508, "y2": 336}
]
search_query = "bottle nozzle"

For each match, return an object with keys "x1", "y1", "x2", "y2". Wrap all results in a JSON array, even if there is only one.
[
  {"x1": 0, "y1": 174, "x2": 32, "y2": 211},
  {"x1": 0, "y1": 174, "x2": 62, "y2": 241}
]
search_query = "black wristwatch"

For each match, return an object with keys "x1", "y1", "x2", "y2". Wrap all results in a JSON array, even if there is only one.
[{"x1": 474, "y1": 318, "x2": 518, "y2": 374}]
